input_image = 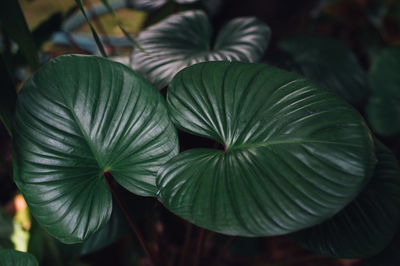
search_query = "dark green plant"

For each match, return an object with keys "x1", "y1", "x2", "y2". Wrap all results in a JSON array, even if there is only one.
[{"x1": 1, "y1": 1, "x2": 400, "y2": 266}]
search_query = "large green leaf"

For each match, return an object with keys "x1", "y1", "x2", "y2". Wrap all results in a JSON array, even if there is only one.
[
  {"x1": 278, "y1": 35, "x2": 367, "y2": 106},
  {"x1": 157, "y1": 61, "x2": 375, "y2": 236},
  {"x1": 131, "y1": 10, "x2": 271, "y2": 89},
  {"x1": 12, "y1": 55, "x2": 178, "y2": 243},
  {"x1": 0, "y1": 1, "x2": 40, "y2": 70},
  {"x1": 291, "y1": 140, "x2": 400, "y2": 258},
  {"x1": 366, "y1": 47, "x2": 400, "y2": 136},
  {"x1": 0, "y1": 250, "x2": 38, "y2": 266}
]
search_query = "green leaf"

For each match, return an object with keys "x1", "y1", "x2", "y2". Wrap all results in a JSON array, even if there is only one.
[
  {"x1": 157, "y1": 61, "x2": 376, "y2": 236},
  {"x1": 74, "y1": 0, "x2": 107, "y2": 57},
  {"x1": 366, "y1": 47, "x2": 400, "y2": 136},
  {"x1": 12, "y1": 55, "x2": 178, "y2": 243},
  {"x1": 0, "y1": 55, "x2": 16, "y2": 137},
  {"x1": 278, "y1": 35, "x2": 367, "y2": 106},
  {"x1": 131, "y1": 10, "x2": 271, "y2": 89},
  {"x1": 291, "y1": 140, "x2": 400, "y2": 258},
  {"x1": 0, "y1": 1, "x2": 40, "y2": 70},
  {"x1": 0, "y1": 250, "x2": 38, "y2": 266}
]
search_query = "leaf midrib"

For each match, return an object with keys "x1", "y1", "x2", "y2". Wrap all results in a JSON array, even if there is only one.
[{"x1": 56, "y1": 83, "x2": 104, "y2": 171}]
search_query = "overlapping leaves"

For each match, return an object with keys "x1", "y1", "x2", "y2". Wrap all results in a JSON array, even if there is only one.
[
  {"x1": 292, "y1": 140, "x2": 400, "y2": 258},
  {"x1": 157, "y1": 61, "x2": 375, "y2": 236}
]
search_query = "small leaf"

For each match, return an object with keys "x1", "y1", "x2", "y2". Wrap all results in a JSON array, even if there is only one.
[
  {"x1": 0, "y1": 250, "x2": 38, "y2": 266},
  {"x1": 0, "y1": 1, "x2": 40, "y2": 70},
  {"x1": 366, "y1": 47, "x2": 400, "y2": 136},
  {"x1": 278, "y1": 35, "x2": 367, "y2": 106},
  {"x1": 13, "y1": 55, "x2": 178, "y2": 243},
  {"x1": 131, "y1": 10, "x2": 271, "y2": 89},
  {"x1": 291, "y1": 140, "x2": 400, "y2": 258},
  {"x1": 157, "y1": 61, "x2": 375, "y2": 236}
]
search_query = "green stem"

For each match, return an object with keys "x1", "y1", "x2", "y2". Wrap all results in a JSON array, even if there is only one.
[{"x1": 104, "y1": 171, "x2": 156, "y2": 266}]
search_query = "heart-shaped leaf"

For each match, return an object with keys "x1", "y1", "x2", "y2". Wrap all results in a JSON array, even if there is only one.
[
  {"x1": 12, "y1": 55, "x2": 178, "y2": 243},
  {"x1": 0, "y1": 250, "x2": 38, "y2": 266},
  {"x1": 278, "y1": 35, "x2": 367, "y2": 106},
  {"x1": 157, "y1": 61, "x2": 375, "y2": 236},
  {"x1": 366, "y1": 47, "x2": 400, "y2": 136},
  {"x1": 291, "y1": 140, "x2": 400, "y2": 258},
  {"x1": 131, "y1": 10, "x2": 271, "y2": 89}
]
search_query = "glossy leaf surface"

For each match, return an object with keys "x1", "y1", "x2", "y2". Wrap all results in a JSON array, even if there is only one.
[
  {"x1": 292, "y1": 141, "x2": 400, "y2": 258},
  {"x1": 0, "y1": 250, "x2": 38, "y2": 266},
  {"x1": 157, "y1": 62, "x2": 375, "y2": 236},
  {"x1": 131, "y1": 10, "x2": 270, "y2": 88},
  {"x1": 278, "y1": 35, "x2": 367, "y2": 106},
  {"x1": 366, "y1": 47, "x2": 400, "y2": 136},
  {"x1": 13, "y1": 55, "x2": 178, "y2": 243}
]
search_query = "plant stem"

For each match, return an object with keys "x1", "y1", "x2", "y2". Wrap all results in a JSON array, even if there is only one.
[
  {"x1": 193, "y1": 228, "x2": 206, "y2": 266},
  {"x1": 104, "y1": 170, "x2": 156, "y2": 266},
  {"x1": 216, "y1": 236, "x2": 235, "y2": 264},
  {"x1": 85, "y1": 0, "x2": 116, "y2": 55},
  {"x1": 179, "y1": 222, "x2": 193, "y2": 266}
]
